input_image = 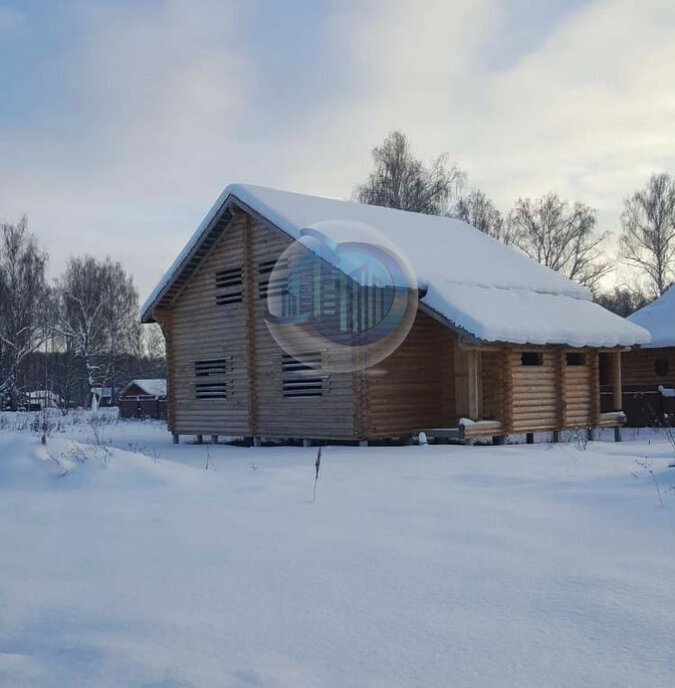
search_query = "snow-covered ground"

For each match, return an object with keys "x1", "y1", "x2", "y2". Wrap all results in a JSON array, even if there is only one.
[{"x1": 0, "y1": 411, "x2": 674, "y2": 687}]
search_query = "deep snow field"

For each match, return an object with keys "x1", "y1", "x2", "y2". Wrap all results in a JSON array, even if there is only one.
[{"x1": 0, "y1": 410, "x2": 674, "y2": 688}]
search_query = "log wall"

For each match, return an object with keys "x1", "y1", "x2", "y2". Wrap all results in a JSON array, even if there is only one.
[
  {"x1": 361, "y1": 310, "x2": 455, "y2": 437},
  {"x1": 249, "y1": 217, "x2": 358, "y2": 440},
  {"x1": 622, "y1": 347, "x2": 675, "y2": 388},
  {"x1": 498, "y1": 348, "x2": 601, "y2": 434},
  {"x1": 167, "y1": 214, "x2": 251, "y2": 435}
]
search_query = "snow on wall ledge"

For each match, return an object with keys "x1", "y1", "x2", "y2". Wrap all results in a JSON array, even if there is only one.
[{"x1": 141, "y1": 183, "x2": 651, "y2": 348}]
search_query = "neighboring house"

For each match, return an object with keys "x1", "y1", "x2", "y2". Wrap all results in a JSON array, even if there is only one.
[
  {"x1": 25, "y1": 390, "x2": 63, "y2": 411},
  {"x1": 141, "y1": 184, "x2": 649, "y2": 444},
  {"x1": 620, "y1": 287, "x2": 675, "y2": 425},
  {"x1": 119, "y1": 379, "x2": 167, "y2": 420}
]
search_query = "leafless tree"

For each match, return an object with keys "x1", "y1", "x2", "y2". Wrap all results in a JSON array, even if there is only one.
[
  {"x1": 354, "y1": 131, "x2": 465, "y2": 215},
  {"x1": 55, "y1": 256, "x2": 140, "y2": 410},
  {"x1": 0, "y1": 218, "x2": 51, "y2": 408},
  {"x1": 508, "y1": 193, "x2": 610, "y2": 290},
  {"x1": 143, "y1": 323, "x2": 166, "y2": 360},
  {"x1": 595, "y1": 284, "x2": 652, "y2": 317},
  {"x1": 620, "y1": 173, "x2": 675, "y2": 297},
  {"x1": 452, "y1": 189, "x2": 513, "y2": 244}
]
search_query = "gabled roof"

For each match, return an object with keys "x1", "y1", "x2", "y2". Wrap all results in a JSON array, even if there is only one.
[
  {"x1": 628, "y1": 286, "x2": 675, "y2": 348},
  {"x1": 141, "y1": 184, "x2": 650, "y2": 348},
  {"x1": 120, "y1": 379, "x2": 167, "y2": 398}
]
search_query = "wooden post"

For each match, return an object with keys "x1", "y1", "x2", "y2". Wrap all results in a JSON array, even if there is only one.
[
  {"x1": 196, "y1": 434, "x2": 203, "y2": 444},
  {"x1": 467, "y1": 349, "x2": 482, "y2": 420},
  {"x1": 211, "y1": 434, "x2": 218, "y2": 444},
  {"x1": 253, "y1": 437, "x2": 262, "y2": 447},
  {"x1": 556, "y1": 349, "x2": 567, "y2": 431},
  {"x1": 612, "y1": 351, "x2": 622, "y2": 411},
  {"x1": 552, "y1": 430, "x2": 560, "y2": 443},
  {"x1": 172, "y1": 434, "x2": 179, "y2": 444},
  {"x1": 526, "y1": 432, "x2": 534, "y2": 444},
  {"x1": 502, "y1": 350, "x2": 514, "y2": 434}
]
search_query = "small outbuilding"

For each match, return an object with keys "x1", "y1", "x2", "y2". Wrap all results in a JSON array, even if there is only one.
[
  {"x1": 119, "y1": 379, "x2": 167, "y2": 420},
  {"x1": 141, "y1": 184, "x2": 649, "y2": 444},
  {"x1": 620, "y1": 287, "x2": 675, "y2": 425},
  {"x1": 25, "y1": 390, "x2": 63, "y2": 411}
]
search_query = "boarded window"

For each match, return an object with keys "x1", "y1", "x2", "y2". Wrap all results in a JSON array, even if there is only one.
[
  {"x1": 194, "y1": 358, "x2": 230, "y2": 399},
  {"x1": 521, "y1": 351, "x2": 543, "y2": 366},
  {"x1": 655, "y1": 358, "x2": 670, "y2": 376},
  {"x1": 215, "y1": 267, "x2": 243, "y2": 305},
  {"x1": 258, "y1": 259, "x2": 288, "y2": 300},
  {"x1": 282, "y1": 352, "x2": 327, "y2": 398},
  {"x1": 566, "y1": 352, "x2": 586, "y2": 366}
]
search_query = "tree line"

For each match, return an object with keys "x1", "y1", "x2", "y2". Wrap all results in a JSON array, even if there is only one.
[
  {"x1": 355, "y1": 131, "x2": 675, "y2": 312},
  {"x1": 3, "y1": 130, "x2": 672, "y2": 409},
  {"x1": 0, "y1": 219, "x2": 164, "y2": 410}
]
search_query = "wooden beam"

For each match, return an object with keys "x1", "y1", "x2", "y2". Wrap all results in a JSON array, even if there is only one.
[
  {"x1": 502, "y1": 350, "x2": 514, "y2": 434},
  {"x1": 590, "y1": 351, "x2": 601, "y2": 426},
  {"x1": 556, "y1": 348, "x2": 566, "y2": 430},
  {"x1": 467, "y1": 349, "x2": 482, "y2": 420},
  {"x1": 612, "y1": 351, "x2": 622, "y2": 411}
]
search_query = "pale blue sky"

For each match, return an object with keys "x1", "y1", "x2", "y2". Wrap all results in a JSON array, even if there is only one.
[{"x1": 1, "y1": 0, "x2": 673, "y2": 299}]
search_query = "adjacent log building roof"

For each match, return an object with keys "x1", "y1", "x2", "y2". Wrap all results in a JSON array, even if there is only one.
[
  {"x1": 141, "y1": 184, "x2": 650, "y2": 348},
  {"x1": 628, "y1": 285, "x2": 675, "y2": 348}
]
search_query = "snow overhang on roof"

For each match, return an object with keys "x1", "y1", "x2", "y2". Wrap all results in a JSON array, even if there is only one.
[
  {"x1": 120, "y1": 379, "x2": 167, "y2": 398},
  {"x1": 141, "y1": 183, "x2": 651, "y2": 349},
  {"x1": 628, "y1": 285, "x2": 675, "y2": 348}
]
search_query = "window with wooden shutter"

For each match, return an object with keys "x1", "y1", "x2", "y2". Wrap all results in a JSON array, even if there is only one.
[
  {"x1": 281, "y1": 352, "x2": 327, "y2": 398},
  {"x1": 566, "y1": 352, "x2": 586, "y2": 366},
  {"x1": 258, "y1": 259, "x2": 288, "y2": 300},
  {"x1": 194, "y1": 357, "x2": 230, "y2": 399},
  {"x1": 215, "y1": 267, "x2": 243, "y2": 305}
]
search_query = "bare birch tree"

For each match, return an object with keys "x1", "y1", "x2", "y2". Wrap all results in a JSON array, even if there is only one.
[
  {"x1": 620, "y1": 173, "x2": 675, "y2": 296},
  {"x1": 143, "y1": 323, "x2": 166, "y2": 360},
  {"x1": 0, "y1": 218, "x2": 50, "y2": 408},
  {"x1": 355, "y1": 131, "x2": 465, "y2": 215},
  {"x1": 508, "y1": 193, "x2": 610, "y2": 290},
  {"x1": 452, "y1": 189, "x2": 512, "y2": 244},
  {"x1": 55, "y1": 256, "x2": 140, "y2": 410}
]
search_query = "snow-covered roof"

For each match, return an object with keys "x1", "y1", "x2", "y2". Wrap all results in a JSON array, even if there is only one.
[
  {"x1": 628, "y1": 286, "x2": 675, "y2": 348},
  {"x1": 141, "y1": 184, "x2": 650, "y2": 348},
  {"x1": 26, "y1": 390, "x2": 63, "y2": 402},
  {"x1": 121, "y1": 379, "x2": 167, "y2": 398}
]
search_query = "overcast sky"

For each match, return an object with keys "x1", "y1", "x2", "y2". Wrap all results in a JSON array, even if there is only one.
[{"x1": 1, "y1": 0, "x2": 673, "y2": 302}]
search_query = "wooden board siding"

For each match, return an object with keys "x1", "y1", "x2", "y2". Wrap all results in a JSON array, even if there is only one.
[
  {"x1": 362, "y1": 311, "x2": 455, "y2": 437},
  {"x1": 168, "y1": 214, "x2": 250, "y2": 435},
  {"x1": 249, "y1": 217, "x2": 358, "y2": 440}
]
